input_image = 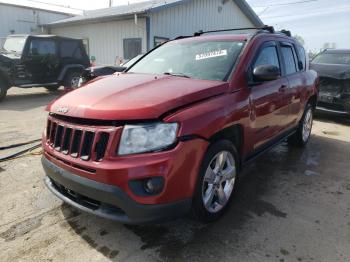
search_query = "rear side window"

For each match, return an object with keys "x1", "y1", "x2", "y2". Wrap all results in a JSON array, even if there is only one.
[
  {"x1": 296, "y1": 45, "x2": 306, "y2": 71},
  {"x1": 281, "y1": 46, "x2": 297, "y2": 75},
  {"x1": 60, "y1": 40, "x2": 83, "y2": 59},
  {"x1": 29, "y1": 39, "x2": 56, "y2": 56},
  {"x1": 254, "y1": 46, "x2": 280, "y2": 70}
]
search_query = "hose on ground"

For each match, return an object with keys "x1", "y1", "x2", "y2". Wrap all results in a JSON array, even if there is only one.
[
  {"x1": 0, "y1": 143, "x2": 42, "y2": 162},
  {"x1": 0, "y1": 139, "x2": 41, "y2": 151}
]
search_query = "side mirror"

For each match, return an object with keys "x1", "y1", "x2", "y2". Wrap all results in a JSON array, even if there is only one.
[
  {"x1": 253, "y1": 64, "x2": 280, "y2": 82},
  {"x1": 298, "y1": 61, "x2": 304, "y2": 71}
]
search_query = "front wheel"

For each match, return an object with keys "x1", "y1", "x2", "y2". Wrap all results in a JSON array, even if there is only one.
[
  {"x1": 191, "y1": 140, "x2": 239, "y2": 222},
  {"x1": 288, "y1": 103, "x2": 313, "y2": 147}
]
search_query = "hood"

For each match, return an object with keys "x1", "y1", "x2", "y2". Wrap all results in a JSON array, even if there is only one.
[
  {"x1": 310, "y1": 63, "x2": 350, "y2": 80},
  {"x1": 49, "y1": 73, "x2": 227, "y2": 120}
]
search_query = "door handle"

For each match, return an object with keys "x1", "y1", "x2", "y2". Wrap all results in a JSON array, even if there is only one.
[{"x1": 279, "y1": 85, "x2": 287, "y2": 92}]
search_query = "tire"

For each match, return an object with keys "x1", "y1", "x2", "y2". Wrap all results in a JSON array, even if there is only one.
[
  {"x1": 0, "y1": 80, "x2": 8, "y2": 102},
  {"x1": 45, "y1": 86, "x2": 60, "y2": 92},
  {"x1": 191, "y1": 140, "x2": 240, "y2": 222},
  {"x1": 288, "y1": 103, "x2": 313, "y2": 147},
  {"x1": 63, "y1": 70, "x2": 82, "y2": 88}
]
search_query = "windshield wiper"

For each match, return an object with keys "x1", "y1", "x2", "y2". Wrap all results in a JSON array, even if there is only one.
[{"x1": 164, "y1": 72, "x2": 191, "y2": 78}]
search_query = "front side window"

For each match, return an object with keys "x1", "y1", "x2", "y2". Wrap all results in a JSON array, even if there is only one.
[
  {"x1": 254, "y1": 46, "x2": 280, "y2": 69},
  {"x1": 128, "y1": 40, "x2": 245, "y2": 81},
  {"x1": 312, "y1": 52, "x2": 350, "y2": 65},
  {"x1": 29, "y1": 39, "x2": 56, "y2": 56},
  {"x1": 281, "y1": 46, "x2": 297, "y2": 75}
]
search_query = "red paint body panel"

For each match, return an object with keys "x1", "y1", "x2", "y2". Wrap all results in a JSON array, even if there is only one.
[{"x1": 42, "y1": 33, "x2": 318, "y2": 214}]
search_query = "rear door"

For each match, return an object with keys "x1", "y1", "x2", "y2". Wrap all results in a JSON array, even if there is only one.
[
  {"x1": 279, "y1": 42, "x2": 305, "y2": 127},
  {"x1": 249, "y1": 41, "x2": 290, "y2": 149}
]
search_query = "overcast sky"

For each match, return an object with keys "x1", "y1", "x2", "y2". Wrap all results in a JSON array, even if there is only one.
[{"x1": 40, "y1": 0, "x2": 350, "y2": 52}]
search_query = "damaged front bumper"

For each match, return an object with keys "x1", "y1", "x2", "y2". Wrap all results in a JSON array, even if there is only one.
[{"x1": 316, "y1": 77, "x2": 350, "y2": 115}]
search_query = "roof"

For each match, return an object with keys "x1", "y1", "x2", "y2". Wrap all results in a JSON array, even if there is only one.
[
  {"x1": 323, "y1": 49, "x2": 350, "y2": 54},
  {"x1": 0, "y1": 0, "x2": 82, "y2": 15},
  {"x1": 46, "y1": 0, "x2": 263, "y2": 27}
]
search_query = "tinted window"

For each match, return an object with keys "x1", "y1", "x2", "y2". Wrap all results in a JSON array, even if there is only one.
[
  {"x1": 312, "y1": 53, "x2": 350, "y2": 65},
  {"x1": 29, "y1": 39, "x2": 56, "y2": 56},
  {"x1": 254, "y1": 46, "x2": 280, "y2": 69},
  {"x1": 281, "y1": 46, "x2": 297, "y2": 75},
  {"x1": 60, "y1": 41, "x2": 83, "y2": 59},
  {"x1": 129, "y1": 41, "x2": 245, "y2": 81},
  {"x1": 296, "y1": 45, "x2": 306, "y2": 71}
]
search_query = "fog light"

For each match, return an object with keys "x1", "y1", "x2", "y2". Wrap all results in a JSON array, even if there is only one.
[{"x1": 144, "y1": 177, "x2": 164, "y2": 194}]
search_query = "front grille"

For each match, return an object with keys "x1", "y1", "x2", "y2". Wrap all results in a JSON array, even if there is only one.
[{"x1": 46, "y1": 117, "x2": 114, "y2": 162}]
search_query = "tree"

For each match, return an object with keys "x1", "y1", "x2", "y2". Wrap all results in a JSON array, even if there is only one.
[{"x1": 293, "y1": 35, "x2": 305, "y2": 46}]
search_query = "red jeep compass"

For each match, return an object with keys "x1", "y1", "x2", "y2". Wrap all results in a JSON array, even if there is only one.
[{"x1": 42, "y1": 27, "x2": 318, "y2": 224}]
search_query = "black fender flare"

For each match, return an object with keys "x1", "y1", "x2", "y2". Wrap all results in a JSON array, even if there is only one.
[{"x1": 58, "y1": 64, "x2": 85, "y2": 81}]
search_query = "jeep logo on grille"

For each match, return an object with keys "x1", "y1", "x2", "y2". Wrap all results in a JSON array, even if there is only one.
[{"x1": 56, "y1": 106, "x2": 69, "y2": 114}]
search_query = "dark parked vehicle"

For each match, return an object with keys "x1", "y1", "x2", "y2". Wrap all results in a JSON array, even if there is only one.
[
  {"x1": 0, "y1": 35, "x2": 90, "y2": 101},
  {"x1": 310, "y1": 49, "x2": 350, "y2": 115},
  {"x1": 42, "y1": 27, "x2": 318, "y2": 224},
  {"x1": 78, "y1": 54, "x2": 143, "y2": 87}
]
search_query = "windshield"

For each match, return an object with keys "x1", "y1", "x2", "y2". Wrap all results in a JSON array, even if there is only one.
[
  {"x1": 3, "y1": 37, "x2": 26, "y2": 54},
  {"x1": 128, "y1": 40, "x2": 245, "y2": 81},
  {"x1": 312, "y1": 52, "x2": 350, "y2": 65}
]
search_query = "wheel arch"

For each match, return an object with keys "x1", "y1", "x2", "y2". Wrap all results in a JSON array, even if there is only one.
[
  {"x1": 208, "y1": 124, "x2": 244, "y2": 163},
  {"x1": 308, "y1": 94, "x2": 318, "y2": 110}
]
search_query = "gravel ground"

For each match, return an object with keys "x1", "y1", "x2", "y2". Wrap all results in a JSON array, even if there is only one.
[{"x1": 0, "y1": 87, "x2": 349, "y2": 262}]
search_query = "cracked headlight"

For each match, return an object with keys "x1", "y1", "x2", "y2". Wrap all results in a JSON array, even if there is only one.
[{"x1": 118, "y1": 123, "x2": 178, "y2": 155}]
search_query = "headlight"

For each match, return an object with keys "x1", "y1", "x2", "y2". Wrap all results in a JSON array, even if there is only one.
[{"x1": 118, "y1": 123, "x2": 178, "y2": 155}]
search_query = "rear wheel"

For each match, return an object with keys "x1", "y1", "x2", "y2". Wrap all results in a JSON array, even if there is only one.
[
  {"x1": 63, "y1": 71, "x2": 81, "y2": 88},
  {"x1": 288, "y1": 103, "x2": 313, "y2": 147},
  {"x1": 191, "y1": 140, "x2": 239, "y2": 222},
  {"x1": 0, "y1": 80, "x2": 8, "y2": 102}
]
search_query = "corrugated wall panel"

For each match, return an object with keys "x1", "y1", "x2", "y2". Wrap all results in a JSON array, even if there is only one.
[
  {"x1": 0, "y1": 4, "x2": 69, "y2": 39},
  {"x1": 51, "y1": 19, "x2": 147, "y2": 65},
  {"x1": 149, "y1": 0, "x2": 255, "y2": 48}
]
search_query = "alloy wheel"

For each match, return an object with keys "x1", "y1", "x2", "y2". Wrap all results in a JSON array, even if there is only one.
[
  {"x1": 302, "y1": 108, "x2": 313, "y2": 142},
  {"x1": 202, "y1": 150, "x2": 236, "y2": 213}
]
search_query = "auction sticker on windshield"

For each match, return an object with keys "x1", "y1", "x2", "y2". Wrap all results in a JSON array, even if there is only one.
[{"x1": 195, "y1": 50, "x2": 228, "y2": 60}]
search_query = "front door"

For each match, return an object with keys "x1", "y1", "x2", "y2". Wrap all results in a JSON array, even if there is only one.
[
  {"x1": 249, "y1": 42, "x2": 290, "y2": 149},
  {"x1": 24, "y1": 37, "x2": 59, "y2": 84}
]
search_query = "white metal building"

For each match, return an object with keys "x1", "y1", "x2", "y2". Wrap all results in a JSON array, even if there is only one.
[
  {"x1": 45, "y1": 0, "x2": 263, "y2": 65},
  {"x1": 0, "y1": 0, "x2": 79, "y2": 47}
]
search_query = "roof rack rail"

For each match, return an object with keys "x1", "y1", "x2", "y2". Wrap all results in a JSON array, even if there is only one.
[
  {"x1": 279, "y1": 29, "x2": 292, "y2": 37},
  {"x1": 193, "y1": 25, "x2": 275, "y2": 36}
]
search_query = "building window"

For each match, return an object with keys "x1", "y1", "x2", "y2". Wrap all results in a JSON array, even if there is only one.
[
  {"x1": 154, "y1": 36, "x2": 169, "y2": 47},
  {"x1": 123, "y1": 38, "x2": 142, "y2": 60}
]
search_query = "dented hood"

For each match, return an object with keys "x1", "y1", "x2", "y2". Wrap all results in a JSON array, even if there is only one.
[
  {"x1": 49, "y1": 73, "x2": 227, "y2": 120},
  {"x1": 310, "y1": 63, "x2": 350, "y2": 80}
]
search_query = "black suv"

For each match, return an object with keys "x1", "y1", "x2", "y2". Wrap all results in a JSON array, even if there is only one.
[
  {"x1": 310, "y1": 49, "x2": 350, "y2": 115},
  {"x1": 0, "y1": 35, "x2": 90, "y2": 101}
]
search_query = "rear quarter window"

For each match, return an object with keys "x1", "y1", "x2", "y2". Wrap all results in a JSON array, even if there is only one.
[{"x1": 60, "y1": 41, "x2": 83, "y2": 59}]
